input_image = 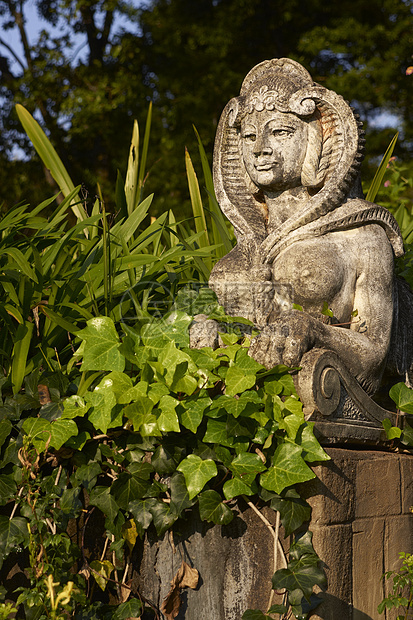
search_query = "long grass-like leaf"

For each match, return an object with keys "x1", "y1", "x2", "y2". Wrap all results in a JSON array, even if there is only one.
[
  {"x1": 11, "y1": 320, "x2": 34, "y2": 394},
  {"x1": 117, "y1": 194, "x2": 154, "y2": 243},
  {"x1": 125, "y1": 120, "x2": 140, "y2": 216},
  {"x1": 38, "y1": 305, "x2": 81, "y2": 333},
  {"x1": 366, "y1": 133, "x2": 398, "y2": 203},
  {"x1": 138, "y1": 103, "x2": 152, "y2": 202},
  {"x1": 185, "y1": 148, "x2": 211, "y2": 271},
  {"x1": 15, "y1": 104, "x2": 87, "y2": 222},
  {"x1": 116, "y1": 170, "x2": 128, "y2": 220},
  {"x1": 0, "y1": 247, "x2": 38, "y2": 282},
  {"x1": 193, "y1": 126, "x2": 233, "y2": 256}
]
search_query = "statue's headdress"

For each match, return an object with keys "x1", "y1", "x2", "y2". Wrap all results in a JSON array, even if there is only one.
[{"x1": 213, "y1": 58, "x2": 401, "y2": 262}]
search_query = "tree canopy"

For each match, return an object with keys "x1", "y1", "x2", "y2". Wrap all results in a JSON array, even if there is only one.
[{"x1": 1, "y1": 0, "x2": 413, "y2": 212}]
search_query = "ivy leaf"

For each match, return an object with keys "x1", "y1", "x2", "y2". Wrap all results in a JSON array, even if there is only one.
[
  {"x1": 260, "y1": 443, "x2": 315, "y2": 494},
  {"x1": 229, "y1": 453, "x2": 266, "y2": 485},
  {"x1": 177, "y1": 454, "x2": 217, "y2": 499},
  {"x1": 85, "y1": 378, "x2": 117, "y2": 434},
  {"x1": 0, "y1": 516, "x2": 29, "y2": 564},
  {"x1": 283, "y1": 397, "x2": 303, "y2": 416},
  {"x1": 223, "y1": 477, "x2": 255, "y2": 500},
  {"x1": 0, "y1": 475, "x2": 16, "y2": 506},
  {"x1": 156, "y1": 395, "x2": 180, "y2": 433},
  {"x1": 150, "y1": 501, "x2": 178, "y2": 536},
  {"x1": 198, "y1": 490, "x2": 233, "y2": 525},
  {"x1": 241, "y1": 610, "x2": 273, "y2": 619},
  {"x1": 22, "y1": 418, "x2": 51, "y2": 452},
  {"x1": 272, "y1": 560, "x2": 326, "y2": 602},
  {"x1": 0, "y1": 420, "x2": 12, "y2": 450},
  {"x1": 111, "y1": 473, "x2": 150, "y2": 510},
  {"x1": 147, "y1": 381, "x2": 170, "y2": 404},
  {"x1": 74, "y1": 462, "x2": 102, "y2": 490},
  {"x1": 203, "y1": 418, "x2": 233, "y2": 446},
  {"x1": 151, "y1": 445, "x2": 177, "y2": 475},
  {"x1": 62, "y1": 395, "x2": 89, "y2": 420},
  {"x1": 121, "y1": 519, "x2": 139, "y2": 553},
  {"x1": 225, "y1": 366, "x2": 257, "y2": 396},
  {"x1": 382, "y1": 418, "x2": 402, "y2": 440},
  {"x1": 389, "y1": 382, "x2": 413, "y2": 413},
  {"x1": 170, "y1": 472, "x2": 194, "y2": 514},
  {"x1": 226, "y1": 415, "x2": 256, "y2": 438},
  {"x1": 49, "y1": 419, "x2": 78, "y2": 450},
  {"x1": 128, "y1": 498, "x2": 157, "y2": 535},
  {"x1": 78, "y1": 317, "x2": 125, "y2": 371},
  {"x1": 209, "y1": 393, "x2": 260, "y2": 419},
  {"x1": 105, "y1": 371, "x2": 133, "y2": 403},
  {"x1": 234, "y1": 347, "x2": 264, "y2": 374},
  {"x1": 90, "y1": 560, "x2": 114, "y2": 591},
  {"x1": 179, "y1": 397, "x2": 211, "y2": 433},
  {"x1": 89, "y1": 487, "x2": 119, "y2": 524},
  {"x1": 124, "y1": 397, "x2": 154, "y2": 425},
  {"x1": 141, "y1": 311, "x2": 192, "y2": 351},
  {"x1": 171, "y1": 362, "x2": 198, "y2": 395},
  {"x1": 60, "y1": 488, "x2": 83, "y2": 518},
  {"x1": 282, "y1": 413, "x2": 303, "y2": 440},
  {"x1": 270, "y1": 489, "x2": 311, "y2": 537},
  {"x1": 113, "y1": 599, "x2": 143, "y2": 620},
  {"x1": 296, "y1": 423, "x2": 331, "y2": 462}
]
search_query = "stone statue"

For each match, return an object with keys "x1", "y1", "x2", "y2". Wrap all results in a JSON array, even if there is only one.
[{"x1": 192, "y1": 58, "x2": 413, "y2": 441}]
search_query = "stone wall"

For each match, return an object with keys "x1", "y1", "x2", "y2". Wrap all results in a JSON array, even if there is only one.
[
  {"x1": 301, "y1": 448, "x2": 413, "y2": 620},
  {"x1": 137, "y1": 447, "x2": 413, "y2": 619}
]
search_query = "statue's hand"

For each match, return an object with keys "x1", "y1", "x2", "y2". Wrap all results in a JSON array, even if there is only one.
[
  {"x1": 248, "y1": 310, "x2": 316, "y2": 368},
  {"x1": 189, "y1": 314, "x2": 220, "y2": 349}
]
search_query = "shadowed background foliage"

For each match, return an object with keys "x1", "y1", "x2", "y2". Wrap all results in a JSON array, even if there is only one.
[{"x1": 1, "y1": 0, "x2": 413, "y2": 213}]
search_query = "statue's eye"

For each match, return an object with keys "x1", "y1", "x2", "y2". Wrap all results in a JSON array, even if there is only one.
[
  {"x1": 243, "y1": 133, "x2": 256, "y2": 142},
  {"x1": 272, "y1": 128, "x2": 292, "y2": 137}
]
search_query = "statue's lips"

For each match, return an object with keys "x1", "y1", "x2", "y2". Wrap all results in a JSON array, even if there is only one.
[{"x1": 255, "y1": 162, "x2": 277, "y2": 171}]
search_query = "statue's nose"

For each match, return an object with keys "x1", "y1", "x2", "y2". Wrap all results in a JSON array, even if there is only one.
[{"x1": 254, "y1": 136, "x2": 272, "y2": 157}]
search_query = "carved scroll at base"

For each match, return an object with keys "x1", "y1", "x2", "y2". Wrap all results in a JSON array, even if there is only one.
[{"x1": 294, "y1": 348, "x2": 407, "y2": 445}]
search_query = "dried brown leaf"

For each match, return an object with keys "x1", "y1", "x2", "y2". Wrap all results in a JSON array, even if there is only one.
[
  {"x1": 38, "y1": 384, "x2": 52, "y2": 405},
  {"x1": 120, "y1": 583, "x2": 131, "y2": 604},
  {"x1": 160, "y1": 561, "x2": 199, "y2": 619}
]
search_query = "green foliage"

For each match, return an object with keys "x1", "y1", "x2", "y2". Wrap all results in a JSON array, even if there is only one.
[
  {"x1": 378, "y1": 552, "x2": 413, "y2": 619},
  {"x1": 0, "y1": 302, "x2": 328, "y2": 618},
  {"x1": 386, "y1": 383, "x2": 413, "y2": 447},
  {"x1": 3, "y1": 0, "x2": 413, "y2": 214}
]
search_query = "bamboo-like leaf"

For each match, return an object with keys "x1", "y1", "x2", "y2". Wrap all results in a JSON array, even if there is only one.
[
  {"x1": 194, "y1": 126, "x2": 233, "y2": 255},
  {"x1": 11, "y1": 321, "x2": 34, "y2": 394},
  {"x1": 138, "y1": 102, "x2": 152, "y2": 202},
  {"x1": 125, "y1": 120, "x2": 140, "y2": 216},
  {"x1": 365, "y1": 133, "x2": 398, "y2": 203},
  {"x1": 116, "y1": 170, "x2": 128, "y2": 220},
  {"x1": 15, "y1": 104, "x2": 87, "y2": 222},
  {"x1": 4, "y1": 304, "x2": 24, "y2": 324},
  {"x1": 38, "y1": 305, "x2": 81, "y2": 333},
  {"x1": 168, "y1": 210, "x2": 179, "y2": 248},
  {"x1": 0, "y1": 247, "x2": 38, "y2": 282},
  {"x1": 185, "y1": 149, "x2": 211, "y2": 271},
  {"x1": 118, "y1": 194, "x2": 154, "y2": 243}
]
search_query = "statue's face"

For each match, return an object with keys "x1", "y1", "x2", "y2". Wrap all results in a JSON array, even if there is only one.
[{"x1": 241, "y1": 109, "x2": 308, "y2": 192}]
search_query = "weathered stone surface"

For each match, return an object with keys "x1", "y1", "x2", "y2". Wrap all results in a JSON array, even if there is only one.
[
  {"x1": 354, "y1": 453, "x2": 401, "y2": 519},
  {"x1": 191, "y1": 56, "x2": 413, "y2": 440},
  {"x1": 137, "y1": 504, "x2": 282, "y2": 619},
  {"x1": 300, "y1": 448, "x2": 357, "y2": 525},
  {"x1": 311, "y1": 524, "x2": 353, "y2": 620},
  {"x1": 136, "y1": 448, "x2": 413, "y2": 619},
  {"x1": 353, "y1": 517, "x2": 386, "y2": 619}
]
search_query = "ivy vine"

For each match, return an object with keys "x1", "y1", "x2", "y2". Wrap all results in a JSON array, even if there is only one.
[{"x1": 0, "y1": 289, "x2": 332, "y2": 619}]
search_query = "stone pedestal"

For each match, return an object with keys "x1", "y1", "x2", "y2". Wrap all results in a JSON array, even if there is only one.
[
  {"x1": 137, "y1": 447, "x2": 413, "y2": 619},
  {"x1": 301, "y1": 448, "x2": 413, "y2": 620}
]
